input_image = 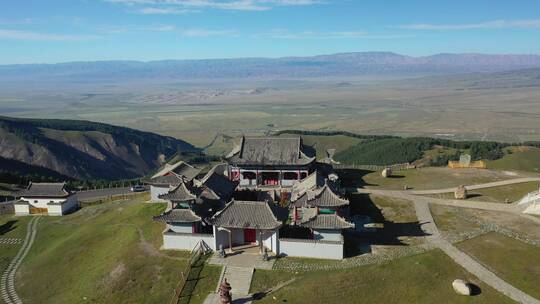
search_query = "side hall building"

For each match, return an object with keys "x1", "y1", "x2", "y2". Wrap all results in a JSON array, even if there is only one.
[{"x1": 15, "y1": 182, "x2": 78, "y2": 216}]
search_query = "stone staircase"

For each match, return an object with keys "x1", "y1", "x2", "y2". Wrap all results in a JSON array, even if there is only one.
[
  {"x1": 222, "y1": 266, "x2": 254, "y2": 296},
  {"x1": 204, "y1": 266, "x2": 254, "y2": 304}
]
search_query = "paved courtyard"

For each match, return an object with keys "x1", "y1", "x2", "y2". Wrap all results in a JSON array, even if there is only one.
[{"x1": 208, "y1": 244, "x2": 276, "y2": 270}]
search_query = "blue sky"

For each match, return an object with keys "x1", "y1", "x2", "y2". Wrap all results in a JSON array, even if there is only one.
[{"x1": 1, "y1": 0, "x2": 540, "y2": 64}]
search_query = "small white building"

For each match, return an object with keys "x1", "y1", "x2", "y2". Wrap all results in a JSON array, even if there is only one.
[{"x1": 15, "y1": 182, "x2": 78, "y2": 216}]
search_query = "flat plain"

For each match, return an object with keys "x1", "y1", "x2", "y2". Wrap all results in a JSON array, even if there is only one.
[{"x1": 2, "y1": 72, "x2": 540, "y2": 151}]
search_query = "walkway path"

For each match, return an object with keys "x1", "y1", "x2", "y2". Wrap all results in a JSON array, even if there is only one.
[
  {"x1": 203, "y1": 266, "x2": 254, "y2": 304},
  {"x1": 1, "y1": 216, "x2": 41, "y2": 304},
  {"x1": 358, "y1": 188, "x2": 540, "y2": 225},
  {"x1": 408, "y1": 177, "x2": 540, "y2": 195},
  {"x1": 204, "y1": 246, "x2": 272, "y2": 304},
  {"x1": 359, "y1": 189, "x2": 518, "y2": 212},
  {"x1": 222, "y1": 266, "x2": 254, "y2": 297},
  {"x1": 412, "y1": 201, "x2": 539, "y2": 304}
]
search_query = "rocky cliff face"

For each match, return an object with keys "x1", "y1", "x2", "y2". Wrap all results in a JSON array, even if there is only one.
[{"x1": 0, "y1": 117, "x2": 197, "y2": 180}]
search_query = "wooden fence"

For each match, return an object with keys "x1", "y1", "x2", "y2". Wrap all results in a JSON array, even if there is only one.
[
  {"x1": 333, "y1": 162, "x2": 416, "y2": 171},
  {"x1": 78, "y1": 191, "x2": 149, "y2": 207},
  {"x1": 170, "y1": 242, "x2": 211, "y2": 304}
]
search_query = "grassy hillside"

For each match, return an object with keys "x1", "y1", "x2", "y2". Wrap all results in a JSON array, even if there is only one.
[
  {"x1": 272, "y1": 130, "x2": 512, "y2": 166},
  {"x1": 487, "y1": 146, "x2": 540, "y2": 172},
  {"x1": 1, "y1": 198, "x2": 220, "y2": 304},
  {"x1": 360, "y1": 167, "x2": 518, "y2": 190},
  {"x1": 0, "y1": 116, "x2": 198, "y2": 180},
  {"x1": 0, "y1": 155, "x2": 72, "y2": 182},
  {"x1": 335, "y1": 137, "x2": 506, "y2": 166}
]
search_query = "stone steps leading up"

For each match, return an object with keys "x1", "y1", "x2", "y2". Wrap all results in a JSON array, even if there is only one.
[{"x1": 222, "y1": 266, "x2": 254, "y2": 296}]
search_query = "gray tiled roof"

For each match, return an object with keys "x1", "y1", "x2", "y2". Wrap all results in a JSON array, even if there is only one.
[
  {"x1": 290, "y1": 171, "x2": 326, "y2": 201},
  {"x1": 199, "y1": 171, "x2": 237, "y2": 201},
  {"x1": 148, "y1": 173, "x2": 183, "y2": 187},
  {"x1": 291, "y1": 184, "x2": 348, "y2": 208},
  {"x1": 153, "y1": 208, "x2": 202, "y2": 223},
  {"x1": 152, "y1": 161, "x2": 198, "y2": 178},
  {"x1": 307, "y1": 185, "x2": 349, "y2": 208},
  {"x1": 20, "y1": 182, "x2": 70, "y2": 198},
  {"x1": 300, "y1": 213, "x2": 354, "y2": 230},
  {"x1": 227, "y1": 137, "x2": 315, "y2": 166},
  {"x1": 158, "y1": 182, "x2": 196, "y2": 201},
  {"x1": 210, "y1": 200, "x2": 284, "y2": 230},
  {"x1": 171, "y1": 162, "x2": 201, "y2": 182}
]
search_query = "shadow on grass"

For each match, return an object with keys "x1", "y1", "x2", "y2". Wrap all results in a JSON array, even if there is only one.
[
  {"x1": 469, "y1": 283, "x2": 482, "y2": 296},
  {"x1": 0, "y1": 220, "x2": 17, "y2": 236},
  {"x1": 345, "y1": 194, "x2": 429, "y2": 257},
  {"x1": 335, "y1": 169, "x2": 376, "y2": 188},
  {"x1": 466, "y1": 193, "x2": 483, "y2": 199}
]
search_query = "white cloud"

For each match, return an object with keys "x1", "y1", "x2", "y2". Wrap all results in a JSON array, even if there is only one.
[
  {"x1": 180, "y1": 28, "x2": 237, "y2": 37},
  {"x1": 253, "y1": 29, "x2": 366, "y2": 39},
  {"x1": 258, "y1": 0, "x2": 325, "y2": 6},
  {"x1": 98, "y1": 24, "x2": 177, "y2": 33},
  {"x1": 0, "y1": 29, "x2": 98, "y2": 41},
  {"x1": 104, "y1": 0, "x2": 324, "y2": 12},
  {"x1": 137, "y1": 7, "x2": 194, "y2": 14},
  {"x1": 154, "y1": 25, "x2": 177, "y2": 31},
  {"x1": 400, "y1": 19, "x2": 540, "y2": 30}
]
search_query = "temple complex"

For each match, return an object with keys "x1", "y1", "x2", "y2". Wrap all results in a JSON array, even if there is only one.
[{"x1": 153, "y1": 135, "x2": 355, "y2": 259}]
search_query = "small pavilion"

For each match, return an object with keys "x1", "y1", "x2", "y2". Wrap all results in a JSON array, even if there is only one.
[{"x1": 210, "y1": 200, "x2": 286, "y2": 254}]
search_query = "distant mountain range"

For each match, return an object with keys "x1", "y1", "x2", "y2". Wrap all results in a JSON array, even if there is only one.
[
  {"x1": 2, "y1": 52, "x2": 540, "y2": 82},
  {"x1": 0, "y1": 116, "x2": 197, "y2": 180}
]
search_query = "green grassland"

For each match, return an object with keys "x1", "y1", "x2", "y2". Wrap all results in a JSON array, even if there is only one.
[
  {"x1": 0, "y1": 199, "x2": 220, "y2": 304},
  {"x1": 457, "y1": 232, "x2": 540, "y2": 299},
  {"x1": 430, "y1": 205, "x2": 484, "y2": 239},
  {"x1": 423, "y1": 146, "x2": 465, "y2": 159},
  {"x1": 0, "y1": 215, "x2": 32, "y2": 278},
  {"x1": 250, "y1": 249, "x2": 514, "y2": 303},
  {"x1": 184, "y1": 263, "x2": 222, "y2": 304},
  {"x1": 361, "y1": 167, "x2": 519, "y2": 190},
  {"x1": 488, "y1": 146, "x2": 540, "y2": 173},
  {"x1": 426, "y1": 182, "x2": 540, "y2": 203},
  {"x1": 430, "y1": 204, "x2": 540, "y2": 242}
]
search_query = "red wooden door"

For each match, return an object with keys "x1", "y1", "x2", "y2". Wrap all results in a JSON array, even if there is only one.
[{"x1": 244, "y1": 229, "x2": 257, "y2": 244}]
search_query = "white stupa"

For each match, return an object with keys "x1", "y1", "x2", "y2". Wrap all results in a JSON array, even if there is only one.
[{"x1": 518, "y1": 187, "x2": 540, "y2": 215}]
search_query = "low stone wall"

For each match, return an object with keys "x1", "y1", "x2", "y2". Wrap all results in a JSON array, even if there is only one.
[
  {"x1": 163, "y1": 231, "x2": 215, "y2": 251},
  {"x1": 0, "y1": 201, "x2": 14, "y2": 215},
  {"x1": 279, "y1": 238, "x2": 344, "y2": 260}
]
